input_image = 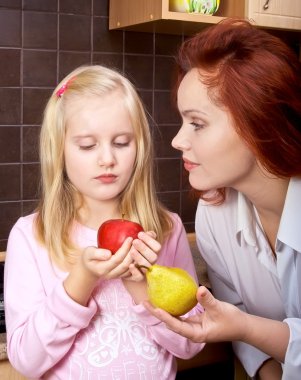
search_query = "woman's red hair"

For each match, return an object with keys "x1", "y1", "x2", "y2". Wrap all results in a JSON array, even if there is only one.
[{"x1": 175, "y1": 19, "x2": 301, "y2": 203}]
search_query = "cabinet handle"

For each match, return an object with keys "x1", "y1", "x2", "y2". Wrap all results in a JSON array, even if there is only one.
[{"x1": 263, "y1": 0, "x2": 270, "y2": 10}]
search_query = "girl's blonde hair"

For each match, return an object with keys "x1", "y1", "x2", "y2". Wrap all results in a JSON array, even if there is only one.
[{"x1": 35, "y1": 65, "x2": 173, "y2": 264}]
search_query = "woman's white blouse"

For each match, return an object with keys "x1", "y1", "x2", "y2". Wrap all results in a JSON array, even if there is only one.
[{"x1": 195, "y1": 178, "x2": 301, "y2": 379}]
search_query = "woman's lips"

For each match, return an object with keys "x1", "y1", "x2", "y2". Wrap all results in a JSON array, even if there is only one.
[
  {"x1": 96, "y1": 174, "x2": 117, "y2": 184},
  {"x1": 183, "y1": 158, "x2": 199, "y2": 171}
]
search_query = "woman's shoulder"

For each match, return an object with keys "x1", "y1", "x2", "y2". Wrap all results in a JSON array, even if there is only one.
[
  {"x1": 197, "y1": 188, "x2": 239, "y2": 215},
  {"x1": 195, "y1": 188, "x2": 240, "y2": 236}
]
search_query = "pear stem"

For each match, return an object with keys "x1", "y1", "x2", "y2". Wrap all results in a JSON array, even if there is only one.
[{"x1": 136, "y1": 265, "x2": 150, "y2": 272}]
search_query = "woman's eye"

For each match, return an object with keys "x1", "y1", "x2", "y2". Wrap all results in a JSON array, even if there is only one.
[{"x1": 190, "y1": 122, "x2": 204, "y2": 130}]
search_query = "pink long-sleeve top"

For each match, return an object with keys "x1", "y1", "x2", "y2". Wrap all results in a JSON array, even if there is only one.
[{"x1": 4, "y1": 212, "x2": 204, "y2": 379}]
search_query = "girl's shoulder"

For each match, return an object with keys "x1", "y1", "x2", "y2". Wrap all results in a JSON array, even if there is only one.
[
  {"x1": 163, "y1": 212, "x2": 189, "y2": 245},
  {"x1": 166, "y1": 211, "x2": 180, "y2": 221},
  {"x1": 165, "y1": 211, "x2": 183, "y2": 230},
  {"x1": 13, "y1": 212, "x2": 37, "y2": 229},
  {"x1": 9, "y1": 212, "x2": 38, "y2": 241},
  {"x1": 6, "y1": 212, "x2": 43, "y2": 263}
]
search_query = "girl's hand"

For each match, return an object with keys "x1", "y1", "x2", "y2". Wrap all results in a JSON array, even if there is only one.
[
  {"x1": 126, "y1": 231, "x2": 161, "y2": 282},
  {"x1": 143, "y1": 285, "x2": 247, "y2": 343},
  {"x1": 80, "y1": 237, "x2": 135, "y2": 281},
  {"x1": 64, "y1": 237, "x2": 135, "y2": 305}
]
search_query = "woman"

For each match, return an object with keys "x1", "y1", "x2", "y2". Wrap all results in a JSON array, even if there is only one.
[{"x1": 145, "y1": 19, "x2": 301, "y2": 380}]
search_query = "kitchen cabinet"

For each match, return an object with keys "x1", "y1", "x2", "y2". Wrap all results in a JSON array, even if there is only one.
[
  {"x1": 247, "y1": 0, "x2": 301, "y2": 30},
  {"x1": 109, "y1": 0, "x2": 301, "y2": 34},
  {"x1": 109, "y1": 0, "x2": 245, "y2": 35}
]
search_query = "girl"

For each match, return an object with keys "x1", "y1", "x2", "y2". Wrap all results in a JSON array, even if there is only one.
[
  {"x1": 4, "y1": 65, "x2": 204, "y2": 379},
  {"x1": 145, "y1": 19, "x2": 301, "y2": 380}
]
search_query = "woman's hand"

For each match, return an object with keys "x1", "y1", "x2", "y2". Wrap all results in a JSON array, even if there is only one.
[
  {"x1": 143, "y1": 285, "x2": 247, "y2": 343},
  {"x1": 257, "y1": 358, "x2": 282, "y2": 380},
  {"x1": 144, "y1": 285, "x2": 289, "y2": 363}
]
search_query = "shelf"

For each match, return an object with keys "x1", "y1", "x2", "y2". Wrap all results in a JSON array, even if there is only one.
[{"x1": 109, "y1": 0, "x2": 246, "y2": 35}]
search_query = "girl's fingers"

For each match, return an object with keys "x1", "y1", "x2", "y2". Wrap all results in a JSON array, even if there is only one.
[
  {"x1": 101, "y1": 250, "x2": 131, "y2": 273},
  {"x1": 120, "y1": 270, "x2": 132, "y2": 279},
  {"x1": 132, "y1": 240, "x2": 158, "y2": 264},
  {"x1": 83, "y1": 246, "x2": 111, "y2": 261},
  {"x1": 113, "y1": 237, "x2": 133, "y2": 257},
  {"x1": 137, "y1": 231, "x2": 161, "y2": 253},
  {"x1": 84, "y1": 236, "x2": 158, "y2": 280},
  {"x1": 106, "y1": 240, "x2": 137, "y2": 278},
  {"x1": 130, "y1": 247, "x2": 154, "y2": 268},
  {"x1": 93, "y1": 248, "x2": 112, "y2": 261},
  {"x1": 143, "y1": 231, "x2": 157, "y2": 239},
  {"x1": 128, "y1": 263, "x2": 145, "y2": 281}
]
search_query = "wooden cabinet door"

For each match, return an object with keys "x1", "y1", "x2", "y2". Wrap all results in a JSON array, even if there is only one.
[{"x1": 247, "y1": 0, "x2": 301, "y2": 30}]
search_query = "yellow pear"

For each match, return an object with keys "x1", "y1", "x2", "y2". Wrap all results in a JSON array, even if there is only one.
[{"x1": 145, "y1": 264, "x2": 198, "y2": 316}]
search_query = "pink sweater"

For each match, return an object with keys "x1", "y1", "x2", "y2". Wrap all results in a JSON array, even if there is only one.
[{"x1": 4, "y1": 213, "x2": 204, "y2": 379}]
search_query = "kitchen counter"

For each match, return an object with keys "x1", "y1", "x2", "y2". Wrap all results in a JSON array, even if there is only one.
[
  {"x1": 0, "y1": 333, "x2": 7, "y2": 360},
  {"x1": 187, "y1": 233, "x2": 210, "y2": 288}
]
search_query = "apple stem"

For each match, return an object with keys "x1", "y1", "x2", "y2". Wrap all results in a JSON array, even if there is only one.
[{"x1": 121, "y1": 213, "x2": 125, "y2": 220}]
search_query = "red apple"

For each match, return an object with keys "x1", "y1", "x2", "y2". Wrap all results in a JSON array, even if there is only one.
[{"x1": 97, "y1": 219, "x2": 144, "y2": 254}]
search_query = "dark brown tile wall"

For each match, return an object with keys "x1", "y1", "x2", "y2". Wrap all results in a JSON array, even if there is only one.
[
  {"x1": 0, "y1": 0, "x2": 199, "y2": 251},
  {"x1": 1, "y1": 2, "x2": 300, "y2": 252}
]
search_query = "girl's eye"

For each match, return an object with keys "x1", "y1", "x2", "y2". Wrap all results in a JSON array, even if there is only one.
[
  {"x1": 114, "y1": 141, "x2": 130, "y2": 147},
  {"x1": 79, "y1": 144, "x2": 95, "y2": 150},
  {"x1": 190, "y1": 122, "x2": 204, "y2": 130}
]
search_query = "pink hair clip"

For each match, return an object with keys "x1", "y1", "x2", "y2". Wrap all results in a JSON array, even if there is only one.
[{"x1": 56, "y1": 77, "x2": 75, "y2": 98}]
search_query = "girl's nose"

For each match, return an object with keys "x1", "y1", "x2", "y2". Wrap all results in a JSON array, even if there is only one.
[
  {"x1": 97, "y1": 146, "x2": 115, "y2": 167},
  {"x1": 171, "y1": 127, "x2": 190, "y2": 151}
]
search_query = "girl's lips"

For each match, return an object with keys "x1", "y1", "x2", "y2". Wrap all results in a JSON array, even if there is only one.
[
  {"x1": 183, "y1": 158, "x2": 199, "y2": 171},
  {"x1": 96, "y1": 174, "x2": 117, "y2": 184}
]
